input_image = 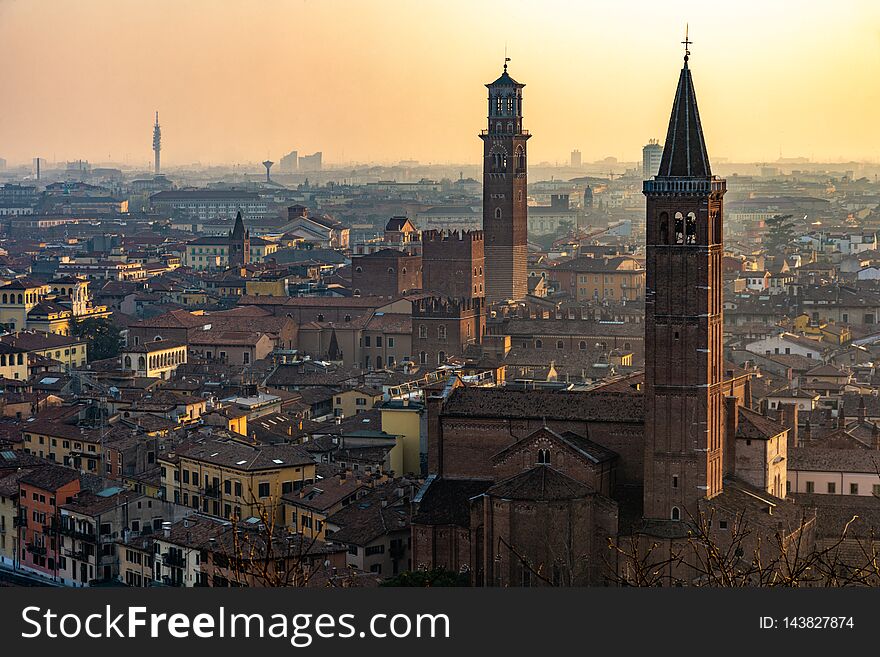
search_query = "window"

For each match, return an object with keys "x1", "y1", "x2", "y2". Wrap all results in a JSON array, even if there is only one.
[
  {"x1": 364, "y1": 336, "x2": 371, "y2": 347},
  {"x1": 258, "y1": 482, "x2": 270, "y2": 498},
  {"x1": 806, "y1": 481, "x2": 815, "y2": 493},
  {"x1": 827, "y1": 482, "x2": 836, "y2": 494},
  {"x1": 387, "y1": 337, "x2": 394, "y2": 348},
  {"x1": 672, "y1": 475, "x2": 678, "y2": 489},
  {"x1": 556, "y1": 340, "x2": 564, "y2": 349},
  {"x1": 419, "y1": 351, "x2": 427, "y2": 365},
  {"x1": 535, "y1": 339, "x2": 543, "y2": 349},
  {"x1": 671, "y1": 507, "x2": 680, "y2": 521},
  {"x1": 224, "y1": 480, "x2": 231, "y2": 495},
  {"x1": 579, "y1": 341, "x2": 586, "y2": 350},
  {"x1": 850, "y1": 483, "x2": 859, "y2": 495},
  {"x1": 419, "y1": 325, "x2": 427, "y2": 339},
  {"x1": 719, "y1": 520, "x2": 728, "y2": 530},
  {"x1": 376, "y1": 337, "x2": 382, "y2": 347},
  {"x1": 365, "y1": 544, "x2": 385, "y2": 556},
  {"x1": 537, "y1": 449, "x2": 550, "y2": 465},
  {"x1": 438, "y1": 326, "x2": 447, "y2": 340}
]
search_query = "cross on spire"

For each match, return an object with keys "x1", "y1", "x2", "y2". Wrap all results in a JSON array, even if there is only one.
[{"x1": 682, "y1": 23, "x2": 692, "y2": 63}]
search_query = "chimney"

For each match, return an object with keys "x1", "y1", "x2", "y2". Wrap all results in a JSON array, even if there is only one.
[
  {"x1": 724, "y1": 396, "x2": 739, "y2": 477},
  {"x1": 779, "y1": 402, "x2": 799, "y2": 450},
  {"x1": 162, "y1": 521, "x2": 172, "y2": 538},
  {"x1": 858, "y1": 396, "x2": 867, "y2": 424}
]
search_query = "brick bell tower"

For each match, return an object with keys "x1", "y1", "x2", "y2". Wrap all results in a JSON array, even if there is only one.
[
  {"x1": 481, "y1": 59, "x2": 530, "y2": 304},
  {"x1": 642, "y1": 42, "x2": 726, "y2": 523}
]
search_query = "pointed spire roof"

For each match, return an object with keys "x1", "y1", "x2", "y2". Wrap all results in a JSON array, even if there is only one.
[
  {"x1": 231, "y1": 211, "x2": 246, "y2": 239},
  {"x1": 657, "y1": 56, "x2": 711, "y2": 178}
]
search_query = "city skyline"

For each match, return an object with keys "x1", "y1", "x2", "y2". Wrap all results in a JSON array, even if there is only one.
[{"x1": 1, "y1": 0, "x2": 879, "y2": 167}]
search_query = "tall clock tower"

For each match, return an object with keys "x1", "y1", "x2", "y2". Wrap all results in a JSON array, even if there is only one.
[
  {"x1": 642, "y1": 48, "x2": 727, "y2": 522},
  {"x1": 481, "y1": 62, "x2": 530, "y2": 303}
]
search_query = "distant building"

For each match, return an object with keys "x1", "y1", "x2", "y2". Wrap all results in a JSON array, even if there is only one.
[
  {"x1": 570, "y1": 149, "x2": 582, "y2": 167},
  {"x1": 299, "y1": 152, "x2": 323, "y2": 171},
  {"x1": 642, "y1": 139, "x2": 663, "y2": 179},
  {"x1": 527, "y1": 194, "x2": 579, "y2": 236},
  {"x1": 150, "y1": 189, "x2": 268, "y2": 220},
  {"x1": 279, "y1": 150, "x2": 298, "y2": 172},
  {"x1": 184, "y1": 212, "x2": 253, "y2": 271}
]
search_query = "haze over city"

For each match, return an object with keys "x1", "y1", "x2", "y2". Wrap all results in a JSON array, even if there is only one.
[{"x1": 2, "y1": 0, "x2": 879, "y2": 166}]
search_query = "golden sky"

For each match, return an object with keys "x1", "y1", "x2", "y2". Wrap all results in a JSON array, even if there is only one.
[{"x1": 1, "y1": 0, "x2": 879, "y2": 167}]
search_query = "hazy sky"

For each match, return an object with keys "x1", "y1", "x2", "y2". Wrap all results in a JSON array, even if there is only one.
[{"x1": 1, "y1": 0, "x2": 879, "y2": 167}]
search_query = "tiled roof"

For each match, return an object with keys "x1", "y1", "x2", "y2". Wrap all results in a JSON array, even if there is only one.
[
  {"x1": 442, "y1": 387, "x2": 643, "y2": 422},
  {"x1": 487, "y1": 466, "x2": 594, "y2": 501}
]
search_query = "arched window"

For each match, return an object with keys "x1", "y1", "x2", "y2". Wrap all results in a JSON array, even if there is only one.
[
  {"x1": 402, "y1": 267, "x2": 407, "y2": 275},
  {"x1": 494, "y1": 208, "x2": 502, "y2": 220},
  {"x1": 658, "y1": 211, "x2": 669, "y2": 244},
  {"x1": 671, "y1": 507, "x2": 681, "y2": 521},
  {"x1": 138, "y1": 356, "x2": 146, "y2": 370},
  {"x1": 154, "y1": 335, "x2": 162, "y2": 342},
  {"x1": 624, "y1": 342, "x2": 632, "y2": 350},
  {"x1": 579, "y1": 340, "x2": 587, "y2": 350},
  {"x1": 556, "y1": 340, "x2": 564, "y2": 349},
  {"x1": 495, "y1": 122, "x2": 503, "y2": 134},
  {"x1": 537, "y1": 449, "x2": 550, "y2": 465},
  {"x1": 353, "y1": 289, "x2": 361, "y2": 296},
  {"x1": 419, "y1": 325, "x2": 427, "y2": 339},
  {"x1": 124, "y1": 356, "x2": 132, "y2": 369},
  {"x1": 133, "y1": 336, "x2": 139, "y2": 346},
  {"x1": 507, "y1": 122, "x2": 513, "y2": 133},
  {"x1": 685, "y1": 212, "x2": 697, "y2": 244},
  {"x1": 2, "y1": 294, "x2": 6, "y2": 304},
  {"x1": 438, "y1": 351, "x2": 446, "y2": 364},
  {"x1": 355, "y1": 266, "x2": 363, "y2": 273},
  {"x1": 16, "y1": 294, "x2": 22, "y2": 304},
  {"x1": 515, "y1": 145, "x2": 525, "y2": 172},
  {"x1": 419, "y1": 351, "x2": 427, "y2": 364},
  {"x1": 674, "y1": 212, "x2": 684, "y2": 244},
  {"x1": 535, "y1": 339, "x2": 543, "y2": 349},
  {"x1": 387, "y1": 267, "x2": 395, "y2": 274}
]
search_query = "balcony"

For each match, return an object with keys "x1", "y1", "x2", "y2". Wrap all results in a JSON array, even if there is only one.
[
  {"x1": 60, "y1": 525, "x2": 96, "y2": 542},
  {"x1": 202, "y1": 485, "x2": 220, "y2": 499},
  {"x1": 163, "y1": 551, "x2": 186, "y2": 568},
  {"x1": 26, "y1": 543, "x2": 47, "y2": 556}
]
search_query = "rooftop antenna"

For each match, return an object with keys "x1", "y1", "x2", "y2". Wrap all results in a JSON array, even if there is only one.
[{"x1": 682, "y1": 23, "x2": 692, "y2": 64}]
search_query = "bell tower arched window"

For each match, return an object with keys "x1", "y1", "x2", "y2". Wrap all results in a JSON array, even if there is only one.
[
  {"x1": 658, "y1": 211, "x2": 669, "y2": 244},
  {"x1": 685, "y1": 212, "x2": 697, "y2": 244},
  {"x1": 674, "y1": 212, "x2": 684, "y2": 244},
  {"x1": 537, "y1": 449, "x2": 550, "y2": 465}
]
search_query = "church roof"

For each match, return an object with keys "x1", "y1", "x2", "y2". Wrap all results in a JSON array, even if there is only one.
[
  {"x1": 487, "y1": 466, "x2": 593, "y2": 501},
  {"x1": 657, "y1": 56, "x2": 711, "y2": 178}
]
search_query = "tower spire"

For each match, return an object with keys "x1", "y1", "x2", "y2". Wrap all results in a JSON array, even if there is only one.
[{"x1": 656, "y1": 35, "x2": 710, "y2": 178}]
